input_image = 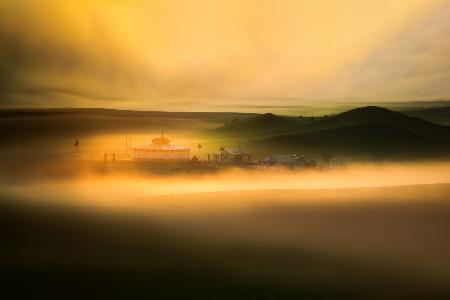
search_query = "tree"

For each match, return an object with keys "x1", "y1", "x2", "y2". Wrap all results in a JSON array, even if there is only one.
[{"x1": 197, "y1": 143, "x2": 202, "y2": 159}]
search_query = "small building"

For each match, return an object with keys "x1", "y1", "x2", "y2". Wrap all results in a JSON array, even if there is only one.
[
  {"x1": 263, "y1": 154, "x2": 299, "y2": 168},
  {"x1": 214, "y1": 146, "x2": 252, "y2": 164},
  {"x1": 262, "y1": 154, "x2": 317, "y2": 169},
  {"x1": 299, "y1": 155, "x2": 317, "y2": 168},
  {"x1": 132, "y1": 133, "x2": 190, "y2": 160}
]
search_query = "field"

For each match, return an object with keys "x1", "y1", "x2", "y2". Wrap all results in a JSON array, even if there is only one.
[
  {"x1": 1, "y1": 104, "x2": 450, "y2": 299},
  {"x1": 2, "y1": 181, "x2": 450, "y2": 299}
]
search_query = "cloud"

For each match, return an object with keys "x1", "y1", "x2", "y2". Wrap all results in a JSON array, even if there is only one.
[
  {"x1": 0, "y1": 0, "x2": 447, "y2": 110},
  {"x1": 316, "y1": 1, "x2": 450, "y2": 102}
]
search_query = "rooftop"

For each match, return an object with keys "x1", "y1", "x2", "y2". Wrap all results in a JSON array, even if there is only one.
[
  {"x1": 217, "y1": 147, "x2": 250, "y2": 155},
  {"x1": 134, "y1": 132, "x2": 190, "y2": 151}
]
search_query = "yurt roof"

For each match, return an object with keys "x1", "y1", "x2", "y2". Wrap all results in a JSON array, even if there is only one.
[{"x1": 134, "y1": 144, "x2": 190, "y2": 151}]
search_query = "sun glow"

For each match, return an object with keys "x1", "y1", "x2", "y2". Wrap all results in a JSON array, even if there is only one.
[{"x1": 1, "y1": 0, "x2": 448, "y2": 110}]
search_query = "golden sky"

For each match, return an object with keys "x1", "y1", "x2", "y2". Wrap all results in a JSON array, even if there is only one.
[{"x1": 0, "y1": 0, "x2": 449, "y2": 110}]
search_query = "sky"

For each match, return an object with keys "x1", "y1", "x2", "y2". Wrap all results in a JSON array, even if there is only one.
[{"x1": 0, "y1": 0, "x2": 449, "y2": 111}]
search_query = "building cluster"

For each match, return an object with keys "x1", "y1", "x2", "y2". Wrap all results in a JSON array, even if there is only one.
[
  {"x1": 129, "y1": 133, "x2": 322, "y2": 169},
  {"x1": 262, "y1": 154, "x2": 317, "y2": 168}
]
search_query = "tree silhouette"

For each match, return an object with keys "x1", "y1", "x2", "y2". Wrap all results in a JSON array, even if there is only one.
[{"x1": 197, "y1": 143, "x2": 202, "y2": 159}]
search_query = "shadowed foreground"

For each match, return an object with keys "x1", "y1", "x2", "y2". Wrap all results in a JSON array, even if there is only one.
[{"x1": 1, "y1": 184, "x2": 450, "y2": 299}]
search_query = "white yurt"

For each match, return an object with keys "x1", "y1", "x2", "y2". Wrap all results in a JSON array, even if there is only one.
[{"x1": 132, "y1": 133, "x2": 190, "y2": 160}]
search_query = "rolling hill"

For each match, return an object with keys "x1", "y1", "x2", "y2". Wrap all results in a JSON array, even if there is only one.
[
  {"x1": 212, "y1": 106, "x2": 450, "y2": 140},
  {"x1": 276, "y1": 106, "x2": 450, "y2": 140},
  {"x1": 402, "y1": 106, "x2": 450, "y2": 126},
  {"x1": 248, "y1": 106, "x2": 450, "y2": 159},
  {"x1": 0, "y1": 108, "x2": 257, "y2": 141},
  {"x1": 208, "y1": 113, "x2": 310, "y2": 138},
  {"x1": 212, "y1": 113, "x2": 305, "y2": 136},
  {"x1": 252, "y1": 122, "x2": 442, "y2": 159}
]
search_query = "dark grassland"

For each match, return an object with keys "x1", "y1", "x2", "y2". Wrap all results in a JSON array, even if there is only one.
[{"x1": 1, "y1": 184, "x2": 450, "y2": 299}]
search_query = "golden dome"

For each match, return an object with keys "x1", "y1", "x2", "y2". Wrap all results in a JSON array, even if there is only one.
[{"x1": 152, "y1": 132, "x2": 170, "y2": 145}]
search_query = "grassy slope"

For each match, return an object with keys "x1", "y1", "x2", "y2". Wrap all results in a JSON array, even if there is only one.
[
  {"x1": 402, "y1": 106, "x2": 450, "y2": 126},
  {"x1": 247, "y1": 106, "x2": 450, "y2": 159},
  {"x1": 206, "y1": 113, "x2": 314, "y2": 151},
  {"x1": 0, "y1": 108, "x2": 257, "y2": 141},
  {"x1": 212, "y1": 113, "x2": 307, "y2": 136},
  {"x1": 252, "y1": 122, "x2": 440, "y2": 159}
]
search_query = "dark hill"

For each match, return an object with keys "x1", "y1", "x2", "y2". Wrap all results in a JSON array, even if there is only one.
[
  {"x1": 251, "y1": 122, "x2": 448, "y2": 159},
  {"x1": 213, "y1": 113, "x2": 302, "y2": 135},
  {"x1": 291, "y1": 106, "x2": 450, "y2": 141},
  {"x1": 212, "y1": 106, "x2": 450, "y2": 142},
  {"x1": 337, "y1": 106, "x2": 404, "y2": 120},
  {"x1": 403, "y1": 106, "x2": 450, "y2": 126},
  {"x1": 0, "y1": 108, "x2": 256, "y2": 141}
]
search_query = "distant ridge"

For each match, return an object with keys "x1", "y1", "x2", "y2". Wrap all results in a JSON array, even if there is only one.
[
  {"x1": 213, "y1": 112, "x2": 300, "y2": 134},
  {"x1": 332, "y1": 106, "x2": 433, "y2": 126},
  {"x1": 249, "y1": 106, "x2": 450, "y2": 159},
  {"x1": 213, "y1": 106, "x2": 450, "y2": 140},
  {"x1": 254, "y1": 122, "x2": 439, "y2": 158},
  {"x1": 288, "y1": 106, "x2": 450, "y2": 140},
  {"x1": 0, "y1": 108, "x2": 257, "y2": 140},
  {"x1": 403, "y1": 106, "x2": 450, "y2": 126}
]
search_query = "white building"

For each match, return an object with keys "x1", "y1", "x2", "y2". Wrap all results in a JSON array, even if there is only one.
[
  {"x1": 263, "y1": 154, "x2": 299, "y2": 168},
  {"x1": 132, "y1": 133, "x2": 190, "y2": 160},
  {"x1": 213, "y1": 146, "x2": 252, "y2": 164}
]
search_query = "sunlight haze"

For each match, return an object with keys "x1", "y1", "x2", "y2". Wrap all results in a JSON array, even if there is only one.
[{"x1": 1, "y1": 0, "x2": 449, "y2": 110}]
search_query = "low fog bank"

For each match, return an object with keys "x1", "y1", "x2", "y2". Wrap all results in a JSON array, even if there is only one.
[
  {"x1": 1, "y1": 183, "x2": 450, "y2": 299},
  {"x1": 1, "y1": 162, "x2": 450, "y2": 298},
  {"x1": 149, "y1": 184, "x2": 450, "y2": 283},
  {"x1": 2, "y1": 161, "x2": 450, "y2": 202}
]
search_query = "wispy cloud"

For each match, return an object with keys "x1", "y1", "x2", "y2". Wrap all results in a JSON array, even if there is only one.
[
  {"x1": 0, "y1": 0, "x2": 447, "y2": 110},
  {"x1": 315, "y1": 1, "x2": 450, "y2": 102}
]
